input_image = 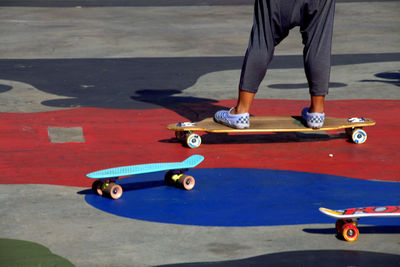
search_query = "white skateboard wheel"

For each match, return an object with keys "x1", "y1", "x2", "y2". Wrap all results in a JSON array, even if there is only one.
[
  {"x1": 352, "y1": 129, "x2": 367, "y2": 144},
  {"x1": 186, "y1": 133, "x2": 201, "y2": 148}
]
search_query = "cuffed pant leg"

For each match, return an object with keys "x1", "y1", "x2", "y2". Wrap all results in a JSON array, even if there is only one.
[
  {"x1": 239, "y1": 0, "x2": 276, "y2": 93},
  {"x1": 301, "y1": 0, "x2": 336, "y2": 96}
]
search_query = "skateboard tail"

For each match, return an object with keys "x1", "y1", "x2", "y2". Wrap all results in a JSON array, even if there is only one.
[{"x1": 319, "y1": 207, "x2": 343, "y2": 216}]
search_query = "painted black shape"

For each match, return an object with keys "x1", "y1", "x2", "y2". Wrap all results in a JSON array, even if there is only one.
[
  {"x1": 0, "y1": 53, "x2": 398, "y2": 120},
  {"x1": 155, "y1": 250, "x2": 400, "y2": 267},
  {"x1": 0, "y1": 84, "x2": 12, "y2": 93},
  {"x1": 268, "y1": 82, "x2": 347, "y2": 90},
  {"x1": 0, "y1": 56, "x2": 240, "y2": 122},
  {"x1": 0, "y1": 0, "x2": 397, "y2": 7}
]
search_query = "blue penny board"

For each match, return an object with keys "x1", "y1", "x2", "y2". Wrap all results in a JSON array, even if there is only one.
[{"x1": 86, "y1": 155, "x2": 204, "y2": 179}]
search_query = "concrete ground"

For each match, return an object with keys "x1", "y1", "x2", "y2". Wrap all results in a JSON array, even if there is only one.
[{"x1": 0, "y1": 0, "x2": 399, "y2": 266}]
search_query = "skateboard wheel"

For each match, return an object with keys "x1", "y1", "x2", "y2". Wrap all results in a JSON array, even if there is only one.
[
  {"x1": 165, "y1": 172, "x2": 195, "y2": 190},
  {"x1": 92, "y1": 180, "x2": 103, "y2": 196},
  {"x1": 342, "y1": 223, "x2": 359, "y2": 242},
  {"x1": 175, "y1": 131, "x2": 187, "y2": 142},
  {"x1": 178, "y1": 174, "x2": 195, "y2": 190},
  {"x1": 351, "y1": 128, "x2": 367, "y2": 144},
  {"x1": 104, "y1": 182, "x2": 123, "y2": 200},
  {"x1": 186, "y1": 133, "x2": 201, "y2": 148}
]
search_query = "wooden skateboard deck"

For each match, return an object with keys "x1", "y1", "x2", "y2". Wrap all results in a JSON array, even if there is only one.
[
  {"x1": 319, "y1": 206, "x2": 400, "y2": 242},
  {"x1": 87, "y1": 155, "x2": 204, "y2": 199},
  {"x1": 167, "y1": 116, "x2": 375, "y2": 148}
]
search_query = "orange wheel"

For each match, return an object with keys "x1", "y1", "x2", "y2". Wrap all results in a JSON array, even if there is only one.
[
  {"x1": 178, "y1": 175, "x2": 195, "y2": 190},
  {"x1": 342, "y1": 223, "x2": 359, "y2": 242},
  {"x1": 104, "y1": 183, "x2": 123, "y2": 200},
  {"x1": 92, "y1": 180, "x2": 103, "y2": 196}
]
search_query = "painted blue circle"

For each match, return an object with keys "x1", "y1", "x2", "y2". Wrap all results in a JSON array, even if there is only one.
[{"x1": 85, "y1": 169, "x2": 400, "y2": 226}]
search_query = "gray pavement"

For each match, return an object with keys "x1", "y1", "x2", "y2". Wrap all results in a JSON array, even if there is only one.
[
  {"x1": 0, "y1": 2, "x2": 399, "y2": 114},
  {"x1": 0, "y1": 1, "x2": 399, "y2": 266},
  {"x1": 2, "y1": 184, "x2": 400, "y2": 266}
]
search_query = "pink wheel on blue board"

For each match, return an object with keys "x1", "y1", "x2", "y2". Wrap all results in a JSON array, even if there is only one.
[
  {"x1": 178, "y1": 175, "x2": 195, "y2": 190},
  {"x1": 104, "y1": 183, "x2": 123, "y2": 200},
  {"x1": 92, "y1": 180, "x2": 103, "y2": 196}
]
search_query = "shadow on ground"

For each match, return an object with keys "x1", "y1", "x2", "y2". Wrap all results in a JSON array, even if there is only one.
[
  {"x1": 155, "y1": 250, "x2": 400, "y2": 267},
  {"x1": 304, "y1": 225, "x2": 400, "y2": 236}
]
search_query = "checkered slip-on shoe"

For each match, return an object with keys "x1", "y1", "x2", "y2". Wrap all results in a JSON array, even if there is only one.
[
  {"x1": 214, "y1": 108, "x2": 250, "y2": 129},
  {"x1": 302, "y1": 107, "x2": 325, "y2": 129}
]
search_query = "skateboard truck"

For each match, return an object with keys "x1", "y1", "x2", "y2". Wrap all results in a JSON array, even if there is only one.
[
  {"x1": 164, "y1": 169, "x2": 195, "y2": 190},
  {"x1": 320, "y1": 206, "x2": 400, "y2": 242},
  {"x1": 335, "y1": 218, "x2": 360, "y2": 242}
]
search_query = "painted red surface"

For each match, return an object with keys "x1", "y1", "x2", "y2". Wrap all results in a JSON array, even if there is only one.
[{"x1": 0, "y1": 100, "x2": 399, "y2": 187}]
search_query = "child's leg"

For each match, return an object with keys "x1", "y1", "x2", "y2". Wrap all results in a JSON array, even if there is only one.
[
  {"x1": 309, "y1": 95, "x2": 325, "y2": 114},
  {"x1": 238, "y1": 0, "x2": 277, "y2": 99},
  {"x1": 301, "y1": 0, "x2": 336, "y2": 128},
  {"x1": 302, "y1": 0, "x2": 336, "y2": 101},
  {"x1": 236, "y1": 0, "x2": 311, "y2": 115},
  {"x1": 231, "y1": 90, "x2": 255, "y2": 115},
  {"x1": 214, "y1": 0, "x2": 275, "y2": 128}
]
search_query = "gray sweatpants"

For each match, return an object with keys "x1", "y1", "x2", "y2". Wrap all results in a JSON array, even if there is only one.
[{"x1": 239, "y1": 0, "x2": 336, "y2": 96}]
